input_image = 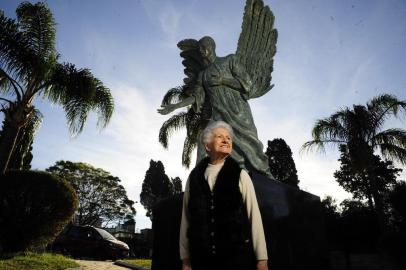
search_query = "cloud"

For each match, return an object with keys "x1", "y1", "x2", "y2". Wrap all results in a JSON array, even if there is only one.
[{"x1": 141, "y1": 0, "x2": 185, "y2": 47}]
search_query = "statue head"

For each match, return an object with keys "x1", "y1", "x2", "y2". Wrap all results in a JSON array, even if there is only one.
[{"x1": 199, "y1": 36, "x2": 216, "y2": 65}]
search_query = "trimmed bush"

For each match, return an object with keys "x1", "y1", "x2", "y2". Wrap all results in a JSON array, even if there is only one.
[{"x1": 0, "y1": 170, "x2": 78, "y2": 253}]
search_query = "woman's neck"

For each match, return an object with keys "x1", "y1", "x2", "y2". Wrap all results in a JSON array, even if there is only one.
[{"x1": 210, "y1": 155, "x2": 228, "y2": 165}]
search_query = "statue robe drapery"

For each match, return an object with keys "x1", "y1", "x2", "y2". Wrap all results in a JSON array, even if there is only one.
[{"x1": 192, "y1": 54, "x2": 272, "y2": 177}]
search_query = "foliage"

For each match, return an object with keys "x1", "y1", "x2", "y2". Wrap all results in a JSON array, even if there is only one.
[
  {"x1": 303, "y1": 94, "x2": 406, "y2": 166},
  {"x1": 0, "y1": 170, "x2": 78, "y2": 253},
  {"x1": 334, "y1": 145, "x2": 401, "y2": 210},
  {"x1": 140, "y1": 160, "x2": 182, "y2": 220},
  {"x1": 0, "y1": 2, "x2": 114, "y2": 173},
  {"x1": 339, "y1": 199, "x2": 380, "y2": 252},
  {"x1": 171, "y1": 176, "x2": 183, "y2": 195},
  {"x1": 159, "y1": 86, "x2": 208, "y2": 168},
  {"x1": 388, "y1": 181, "x2": 406, "y2": 231},
  {"x1": 321, "y1": 196, "x2": 340, "y2": 220},
  {"x1": 320, "y1": 196, "x2": 341, "y2": 250},
  {"x1": 0, "y1": 252, "x2": 79, "y2": 270},
  {"x1": 46, "y1": 161, "x2": 135, "y2": 227},
  {"x1": 265, "y1": 138, "x2": 299, "y2": 187},
  {"x1": 303, "y1": 94, "x2": 406, "y2": 232}
]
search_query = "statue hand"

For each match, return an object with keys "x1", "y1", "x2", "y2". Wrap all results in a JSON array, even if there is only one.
[{"x1": 158, "y1": 104, "x2": 177, "y2": 115}]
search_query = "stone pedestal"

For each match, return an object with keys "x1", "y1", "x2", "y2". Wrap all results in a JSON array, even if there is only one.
[
  {"x1": 151, "y1": 174, "x2": 329, "y2": 270},
  {"x1": 251, "y1": 173, "x2": 329, "y2": 270}
]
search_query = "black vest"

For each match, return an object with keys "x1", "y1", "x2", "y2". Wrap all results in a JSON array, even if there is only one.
[{"x1": 187, "y1": 157, "x2": 252, "y2": 260}]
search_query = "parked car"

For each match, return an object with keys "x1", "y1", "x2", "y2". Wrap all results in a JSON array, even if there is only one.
[{"x1": 52, "y1": 225, "x2": 129, "y2": 260}]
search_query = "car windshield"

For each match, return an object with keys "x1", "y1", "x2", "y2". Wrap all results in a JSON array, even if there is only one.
[{"x1": 94, "y1": 228, "x2": 116, "y2": 241}]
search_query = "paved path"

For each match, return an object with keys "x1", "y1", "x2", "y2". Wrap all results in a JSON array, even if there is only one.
[{"x1": 72, "y1": 260, "x2": 130, "y2": 270}]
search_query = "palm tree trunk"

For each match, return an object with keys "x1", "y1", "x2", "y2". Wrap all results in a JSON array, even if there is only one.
[
  {"x1": 0, "y1": 102, "x2": 32, "y2": 175},
  {"x1": 0, "y1": 122, "x2": 21, "y2": 174}
]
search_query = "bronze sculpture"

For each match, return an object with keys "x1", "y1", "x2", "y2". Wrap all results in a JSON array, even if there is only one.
[{"x1": 158, "y1": 0, "x2": 277, "y2": 178}]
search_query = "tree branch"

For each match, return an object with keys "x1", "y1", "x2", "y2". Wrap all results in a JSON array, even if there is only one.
[{"x1": 0, "y1": 97, "x2": 13, "y2": 104}]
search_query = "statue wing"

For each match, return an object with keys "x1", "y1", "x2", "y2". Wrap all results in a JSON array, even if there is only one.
[
  {"x1": 236, "y1": 0, "x2": 278, "y2": 99},
  {"x1": 177, "y1": 39, "x2": 206, "y2": 97}
]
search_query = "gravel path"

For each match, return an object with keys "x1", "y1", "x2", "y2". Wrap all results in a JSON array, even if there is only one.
[{"x1": 72, "y1": 260, "x2": 130, "y2": 270}]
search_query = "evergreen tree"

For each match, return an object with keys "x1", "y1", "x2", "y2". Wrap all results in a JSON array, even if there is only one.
[
  {"x1": 140, "y1": 160, "x2": 181, "y2": 220},
  {"x1": 334, "y1": 145, "x2": 401, "y2": 212},
  {"x1": 265, "y1": 138, "x2": 299, "y2": 187},
  {"x1": 388, "y1": 181, "x2": 406, "y2": 231},
  {"x1": 171, "y1": 176, "x2": 183, "y2": 194}
]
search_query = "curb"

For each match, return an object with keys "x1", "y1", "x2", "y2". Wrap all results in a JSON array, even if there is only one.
[{"x1": 114, "y1": 260, "x2": 148, "y2": 270}]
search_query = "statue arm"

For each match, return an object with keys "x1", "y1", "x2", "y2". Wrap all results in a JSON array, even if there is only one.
[{"x1": 158, "y1": 96, "x2": 196, "y2": 115}]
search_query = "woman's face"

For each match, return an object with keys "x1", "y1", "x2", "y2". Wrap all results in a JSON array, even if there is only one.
[{"x1": 204, "y1": 127, "x2": 233, "y2": 158}]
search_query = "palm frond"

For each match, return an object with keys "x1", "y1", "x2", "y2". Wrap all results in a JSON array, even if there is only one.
[
  {"x1": 367, "y1": 94, "x2": 406, "y2": 131},
  {"x1": 158, "y1": 112, "x2": 188, "y2": 148},
  {"x1": 182, "y1": 135, "x2": 197, "y2": 168},
  {"x1": 91, "y1": 79, "x2": 114, "y2": 129},
  {"x1": 301, "y1": 140, "x2": 326, "y2": 154},
  {"x1": 311, "y1": 109, "x2": 349, "y2": 142},
  {"x1": 379, "y1": 144, "x2": 406, "y2": 165},
  {"x1": 374, "y1": 128, "x2": 406, "y2": 151},
  {"x1": 64, "y1": 99, "x2": 91, "y2": 135},
  {"x1": 181, "y1": 109, "x2": 203, "y2": 167},
  {"x1": 46, "y1": 62, "x2": 113, "y2": 135},
  {"x1": 16, "y1": 2, "x2": 56, "y2": 60},
  {"x1": 0, "y1": 10, "x2": 36, "y2": 82},
  {"x1": 0, "y1": 67, "x2": 24, "y2": 100}
]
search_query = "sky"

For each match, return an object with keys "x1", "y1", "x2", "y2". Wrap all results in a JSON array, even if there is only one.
[{"x1": 1, "y1": 0, "x2": 406, "y2": 230}]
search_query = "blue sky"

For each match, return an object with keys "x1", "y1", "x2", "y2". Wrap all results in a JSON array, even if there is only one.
[{"x1": 1, "y1": 0, "x2": 405, "y2": 230}]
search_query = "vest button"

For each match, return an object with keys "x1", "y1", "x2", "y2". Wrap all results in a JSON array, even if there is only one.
[
  {"x1": 211, "y1": 218, "x2": 215, "y2": 223},
  {"x1": 211, "y1": 205, "x2": 215, "y2": 210},
  {"x1": 211, "y1": 232, "x2": 214, "y2": 236},
  {"x1": 212, "y1": 250, "x2": 216, "y2": 255},
  {"x1": 212, "y1": 245, "x2": 216, "y2": 249}
]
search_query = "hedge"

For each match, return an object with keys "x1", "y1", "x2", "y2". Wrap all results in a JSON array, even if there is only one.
[{"x1": 0, "y1": 170, "x2": 78, "y2": 253}]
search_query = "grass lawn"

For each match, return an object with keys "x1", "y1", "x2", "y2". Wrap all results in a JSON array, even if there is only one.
[
  {"x1": 0, "y1": 252, "x2": 79, "y2": 270},
  {"x1": 121, "y1": 259, "x2": 152, "y2": 269}
]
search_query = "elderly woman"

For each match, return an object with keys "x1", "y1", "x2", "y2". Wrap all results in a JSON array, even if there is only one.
[{"x1": 180, "y1": 121, "x2": 268, "y2": 270}]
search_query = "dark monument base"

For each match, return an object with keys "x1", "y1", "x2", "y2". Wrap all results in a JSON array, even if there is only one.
[
  {"x1": 152, "y1": 174, "x2": 329, "y2": 270},
  {"x1": 251, "y1": 173, "x2": 329, "y2": 270}
]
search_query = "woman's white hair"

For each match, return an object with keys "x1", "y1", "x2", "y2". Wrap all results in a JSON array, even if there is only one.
[{"x1": 202, "y1": 121, "x2": 234, "y2": 144}]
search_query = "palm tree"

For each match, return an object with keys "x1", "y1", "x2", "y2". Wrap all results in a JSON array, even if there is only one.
[
  {"x1": 302, "y1": 94, "x2": 406, "y2": 232},
  {"x1": 0, "y1": 106, "x2": 42, "y2": 170},
  {"x1": 0, "y1": 2, "x2": 114, "y2": 174},
  {"x1": 158, "y1": 85, "x2": 208, "y2": 168}
]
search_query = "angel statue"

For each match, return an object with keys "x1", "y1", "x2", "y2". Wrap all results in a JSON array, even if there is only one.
[{"x1": 158, "y1": 0, "x2": 277, "y2": 178}]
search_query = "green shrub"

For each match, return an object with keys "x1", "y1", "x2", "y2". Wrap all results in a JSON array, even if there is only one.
[{"x1": 0, "y1": 170, "x2": 78, "y2": 253}]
